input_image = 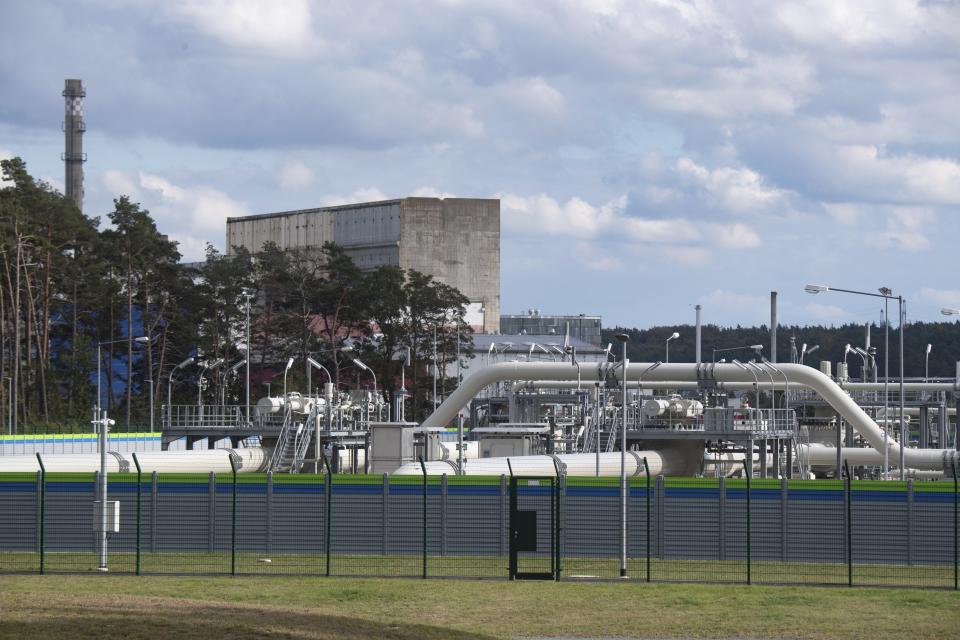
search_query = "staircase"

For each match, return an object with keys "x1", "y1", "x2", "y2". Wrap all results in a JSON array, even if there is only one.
[
  {"x1": 268, "y1": 404, "x2": 320, "y2": 473},
  {"x1": 289, "y1": 404, "x2": 320, "y2": 474}
]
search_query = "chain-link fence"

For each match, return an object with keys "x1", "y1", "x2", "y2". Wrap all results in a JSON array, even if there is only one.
[{"x1": 0, "y1": 462, "x2": 957, "y2": 588}]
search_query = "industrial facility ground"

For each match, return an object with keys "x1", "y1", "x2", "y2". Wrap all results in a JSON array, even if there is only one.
[{"x1": 0, "y1": 576, "x2": 956, "y2": 640}]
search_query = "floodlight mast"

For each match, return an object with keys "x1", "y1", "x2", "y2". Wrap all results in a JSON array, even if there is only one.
[{"x1": 805, "y1": 283, "x2": 904, "y2": 479}]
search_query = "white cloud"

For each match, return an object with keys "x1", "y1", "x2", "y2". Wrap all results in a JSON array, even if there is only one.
[
  {"x1": 829, "y1": 145, "x2": 960, "y2": 205},
  {"x1": 500, "y1": 193, "x2": 621, "y2": 237},
  {"x1": 699, "y1": 289, "x2": 770, "y2": 325},
  {"x1": 136, "y1": 171, "x2": 252, "y2": 257},
  {"x1": 864, "y1": 207, "x2": 935, "y2": 252},
  {"x1": 918, "y1": 288, "x2": 960, "y2": 310},
  {"x1": 103, "y1": 170, "x2": 140, "y2": 198},
  {"x1": 573, "y1": 241, "x2": 622, "y2": 272},
  {"x1": 40, "y1": 176, "x2": 65, "y2": 194},
  {"x1": 411, "y1": 186, "x2": 457, "y2": 198},
  {"x1": 709, "y1": 222, "x2": 761, "y2": 249},
  {"x1": 676, "y1": 158, "x2": 790, "y2": 214},
  {"x1": 805, "y1": 302, "x2": 851, "y2": 323},
  {"x1": 320, "y1": 187, "x2": 389, "y2": 207},
  {"x1": 277, "y1": 160, "x2": 315, "y2": 191},
  {"x1": 172, "y1": 0, "x2": 319, "y2": 57}
]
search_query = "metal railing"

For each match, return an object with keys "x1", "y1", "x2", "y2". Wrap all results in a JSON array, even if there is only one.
[{"x1": 165, "y1": 405, "x2": 247, "y2": 430}]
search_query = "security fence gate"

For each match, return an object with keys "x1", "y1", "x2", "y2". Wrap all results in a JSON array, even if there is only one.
[
  {"x1": 0, "y1": 467, "x2": 957, "y2": 589},
  {"x1": 509, "y1": 476, "x2": 559, "y2": 580}
]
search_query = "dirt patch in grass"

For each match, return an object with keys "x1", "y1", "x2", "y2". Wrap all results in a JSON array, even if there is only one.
[{"x1": 0, "y1": 591, "x2": 494, "y2": 640}]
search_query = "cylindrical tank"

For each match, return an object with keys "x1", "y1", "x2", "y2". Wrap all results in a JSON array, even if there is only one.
[
  {"x1": 643, "y1": 399, "x2": 670, "y2": 418},
  {"x1": 819, "y1": 360, "x2": 832, "y2": 377},
  {"x1": 836, "y1": 362, "x2": 848, "y2": 381},
  {"x1": 256, "y1": 397, "x2": 285, "y2": 415}
]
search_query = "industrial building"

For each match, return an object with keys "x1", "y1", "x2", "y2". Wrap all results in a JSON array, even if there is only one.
[
  {"x1": 499, "y1": 312, "x2": 602, "y2": 346},
  {"x1": 226, "y1": 197, "x2": 500, "y2": 333}
]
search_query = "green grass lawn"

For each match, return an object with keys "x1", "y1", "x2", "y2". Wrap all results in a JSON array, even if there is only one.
[
  {"x1": 2, "y1": 551, "x2": 956, "y2": 588},
  {"x1": 0, "y1": 574, "x2": 957, "y2": 639}
]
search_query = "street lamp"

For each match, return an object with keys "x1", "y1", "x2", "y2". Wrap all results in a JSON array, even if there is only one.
[
  {"x1": 198, "y1": 358, "x2": 225, "y2": 407},
  {"x1": 347, "y1": 353, "x2": 378, "y2": 424},
  {"x1": 282, "y1": 356, "x2": 295, "y2": 399},
  {"x1": 800, "y1": 344, "x2": 819, "y2": 366},
  {"x1": 665, "y1": 332, "x2": 679, "y2": 363},
  {"x1": 806, "y1": 283, "x2": 904, "y2": 479},
  {"x1": 242, "y1": 289, "x2": 254, "y2": 428},
  {"x1": 167, "y1": 357, "x2": 195, "y2": 429},
  {"x1": 942, "y1": 308, "x2": 960, "y2": 317},
  {"x1": 713, "y1": 344, "x2": 764, "y2": 363},
  {"x1": 306, "y1": 357, "x2": 332, "y2": 396},
  {"x1": 220, "y1": 358, "x2": 248, "y2": 405},
  {"x1": 924, "y1": 343, "x2": 932, "y2": 382},
  {"x1": 93, "y1": 334, "x2": 148, "y2": 573},
  {"x1": 614, "y1": 332, "x2": 629, "y2": 578}
]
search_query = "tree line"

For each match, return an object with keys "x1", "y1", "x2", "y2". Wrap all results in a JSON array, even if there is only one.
[
  {"x1": 0, "y1": 157, "x2": 472, "y2": 433},
  {"x1": 606, "y1": 322, "x2": 960, "y2": 379}
]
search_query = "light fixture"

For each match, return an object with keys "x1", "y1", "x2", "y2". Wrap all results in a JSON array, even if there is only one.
[{"x1": 804, "y1": 284, "x2": 829, "y2": 294}]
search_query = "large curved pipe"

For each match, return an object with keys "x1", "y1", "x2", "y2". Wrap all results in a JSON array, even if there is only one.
[
  {"x1": 430, "y1": 362, "x2": 959, "y2": 470},
  {"x1": 394, "y1": 450, "x2": 669, "y2": 477},
  {"x1": 0, "y1": 447, "x2": 270, "y2": 473},
  {"x1": 510, "y1": 379, "x2": 960, "y2": 393}
]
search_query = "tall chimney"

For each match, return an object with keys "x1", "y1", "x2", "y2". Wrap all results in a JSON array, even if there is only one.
[
  {"x1": 694, "y1": 304, "x2": 702, "y2": 364},
  {"x1": 770, "y1": 291, "x2": 778, "y2": 363},
  {"x1": 62, "y1": 79, "x2": 86, "y2": 211}
]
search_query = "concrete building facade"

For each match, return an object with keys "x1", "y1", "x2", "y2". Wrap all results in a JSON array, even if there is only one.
[{"x1": 226, "y1": 197, "x2": 500, "y2": 332}]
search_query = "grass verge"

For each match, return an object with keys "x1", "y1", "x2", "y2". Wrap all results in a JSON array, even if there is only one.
[{"x1": 0, "y1": 575, "x2": 957, "y2": 639}]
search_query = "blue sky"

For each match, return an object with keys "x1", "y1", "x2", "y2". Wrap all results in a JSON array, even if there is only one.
[{"x1": 2, "y1": 0, "x2": 959, "y2": 329}]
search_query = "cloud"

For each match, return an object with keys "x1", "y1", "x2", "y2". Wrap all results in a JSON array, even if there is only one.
[
  {"x1": 277, "y1": 159, "x2": 315, "y2": 191},
  {"x1": 918, "y1": 287, "x2": 960, "y2": 310},
  {"x1": 411, "y1": 186, "x2": 457, "y2": 198},
  {"x1": 103, "y1": 170, "x2": 141, "y2": 198},
  {"x1": 135, "y1": 171, "x2": 252, "y2": 258},
  {"x1": 805, "y1": 302, "x2": 851, "y2": 323},
  {"x1": 710, "y1": 222, "x2": 761, "y2": 249},
  {"x1": 320, "y1": 187, "x2": 389, "y2": 207},
  {"x1": 675, "y1": 158, "x2": 790, "y2": 215},
  {"x1": 171, "y1": 0, "x2": 320, "y2": 57},
  {"x1": 864, "y1": 207, "x2": 935, "y2": 252},
  {"x1": 699, "y1": 289, "x2": 770, "y2": 325}
]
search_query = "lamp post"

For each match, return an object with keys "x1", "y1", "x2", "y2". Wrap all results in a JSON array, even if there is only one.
[
  {"x1": 925, "y1": 343, "x2": 932, "y2": 382},
  {"x1": 167, "y1": 357, "x2": 195, "y2": 430},
  {"x1": 198, "y1": 358, "x2": 225, "y2": 407},
  {"x1": 806, "y1": 283, "x2": 904, "y2": 479},
  {"x1": 614, "y1": 332, "x2": 629, "y2": 578},
  {"x1": 221, "y1": 358, "x2": 248, "y2": 406},
  {"x1": 282, "y1": 356, "x2": 295, "y2": 399},
  {"x1": 347, "y1": 353, "x2": 377, "y2": 424},
  {"x1": 800, "y1": 344, "x2": 819, "y2": 366},
  {"x1": 94, "y1": 335, "x2": 149, "y2": 573},
  {"x1": 713, "y1": 344, "x2": 764, "y2": 363},
  {"x1": 665, "y1": 332, "x2": 679, "y2": 363},
  {"x1": 242, "y1": 289, "x2": 254, "y2": 427}
]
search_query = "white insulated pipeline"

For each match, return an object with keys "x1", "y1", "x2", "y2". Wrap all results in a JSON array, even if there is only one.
[
  {"x1": 394, "y1": 450, "x2": 667, "y2": 477},
  {"x1": 0, "y1": 447, "x2": 270, "y2": 474},
  {"x1": 429, "y1": 362, "x2": 960, "y2": 471}
]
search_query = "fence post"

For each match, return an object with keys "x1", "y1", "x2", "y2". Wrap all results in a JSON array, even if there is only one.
[
  {"x1": 844, "y1": 460, "x2": 852, "y2": 588},
  {"x1": 266, "y1": 471, "x2": 273, "y2": 555},
  {"x1": 382, "y1": 473, "x2": 390, "y2": 557},
  {"x1": 229, "y1": 454, "x2": 239, "y2": 576},
  {"x1": 953, "y1": 459, "x2": 957, "y2": 591},
  {"x1": 419, "y1": 456, "x2": 427, "y2": 579},
  {"x1": 500, "y1": 474, "x2": 507, "y2": 558},
  {"x1": 150, "y1": 471, "x2": 158, "y2": 554},
  {"x1": 440, "y1": 474, "x2": 447, "y2": 557},
  {"x1": 131, "y1": 452, "x2": 142, "y2": 576},
  {"x1": 780, "y1": 476, "x2": 788, "y2": 563},
  {"x1": 644, "y1": 457, "x2": 651, "y2": 583},
  {"x1": 323, "y1": 455, "x2": 332, "y2": 577},
  {"x1": 744, "y1": 460, "x2": 751, "y2": 585},
  {"x1": 207, "y1": 472, "x2": 216, "y2": 553},
  {"x1": 551, "y1": 456, "x2": 563, "y2": 581},
  {"x1": 719, "y1": 476, "x2": 726, "y2": 562},
  {"x1": 907, "y1": 479, "x2": 914, "y2": 567},
  {"x1": 35, "y1": 453, "x2": 45, "y2": 575}
]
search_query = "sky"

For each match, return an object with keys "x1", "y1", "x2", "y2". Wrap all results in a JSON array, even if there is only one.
[{"x1": 1, "y1": 0, "x2": 959, "y2": 330}]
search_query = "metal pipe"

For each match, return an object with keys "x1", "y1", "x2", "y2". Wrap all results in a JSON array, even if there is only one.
[
  {"x1": 422, "y1": 362, "x2": 959, "y2": 470},
  {"x1": 694, "y1": 305, "x2": 702, "y2": 364}
]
